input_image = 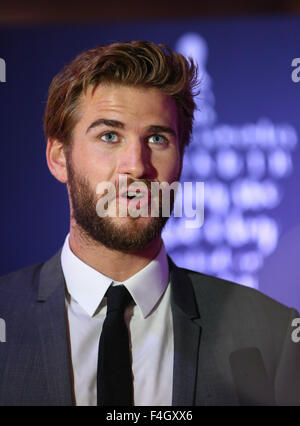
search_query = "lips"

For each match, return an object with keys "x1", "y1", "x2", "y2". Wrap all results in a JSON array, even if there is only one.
[
  {"x1": 115, "y1": 183, "x2": 150, "y2": 212},
  {"x1": 119, "y1": 182, "x2": 150, "y2": 200},
  {"x1": 120, "y1": 189, "x2": 148, "y2": 200},
  {"x1": 117, "y1": 192, "x2": 148, "y2": 210}
]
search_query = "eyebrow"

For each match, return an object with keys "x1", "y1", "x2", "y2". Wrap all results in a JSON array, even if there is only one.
[{"x1": 86, "y1": 118, "x2": 177, "y2": 137}]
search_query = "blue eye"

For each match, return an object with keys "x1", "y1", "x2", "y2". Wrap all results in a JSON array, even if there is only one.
[
  {"x1": 148, "y1": 135, "x2": 167, "y2": 145},
  {"x1": 100, "y1": 132, "x2": 118, "y2": 143}
]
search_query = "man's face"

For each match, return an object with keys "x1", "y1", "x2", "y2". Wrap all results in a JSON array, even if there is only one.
[{"x1": 66, "y1": 83, "x2": 181, "y2": 251}]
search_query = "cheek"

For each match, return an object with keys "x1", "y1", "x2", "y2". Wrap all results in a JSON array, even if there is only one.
[
  {"x1": 157, "y1": 155, "x2": 181, "y2": 182},
  {"x1": 73, "y1": 142, "x2": 115, "y2": 179}
]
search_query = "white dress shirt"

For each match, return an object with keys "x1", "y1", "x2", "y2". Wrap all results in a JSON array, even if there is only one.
[{"x1": 61, "y1": 234, "x2": 174, "y2": 406}]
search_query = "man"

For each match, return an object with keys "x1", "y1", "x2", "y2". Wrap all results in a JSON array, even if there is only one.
[{"x1": 0, "y1": 40, "x2": 300, "y2": 406}]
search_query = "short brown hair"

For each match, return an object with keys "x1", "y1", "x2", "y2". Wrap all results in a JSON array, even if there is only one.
[{"x1": 43, "y1": 40, "x2": 200, "y2": 153}]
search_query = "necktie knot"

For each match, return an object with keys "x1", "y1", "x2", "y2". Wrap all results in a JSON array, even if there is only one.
[{"x1": 105, "y1": 285, "x2": 132, "y2": 314}]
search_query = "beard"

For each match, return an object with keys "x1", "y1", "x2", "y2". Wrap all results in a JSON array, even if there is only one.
[{"x1": 66, "y1": 157, "x2": 177, "y2": 252}]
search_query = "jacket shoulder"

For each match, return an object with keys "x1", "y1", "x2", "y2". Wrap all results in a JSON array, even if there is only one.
[
  {"x1": 185, "y1": 267, "x2": 291, "y2": 306},
  {"x1": 0, "y1": 262, "x2": 44, "y2": 306},
  {"x1": 181, "y1": 267, "x2": 298, "y2": 322}
]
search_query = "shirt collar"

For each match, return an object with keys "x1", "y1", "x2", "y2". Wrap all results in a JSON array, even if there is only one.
[
  {"x1": 118, "y1": 242, "x2": 169, "y2": 318},
  {"x1": 61, "y1": 235, "x2": 112, "y2": 317},
  {"x1": 61, "y1": 234, "x2": 169, "y2": 318}
]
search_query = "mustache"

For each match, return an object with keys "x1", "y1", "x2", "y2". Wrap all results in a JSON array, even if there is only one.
[
  {"x1": 96, "y1": 177, "x2": 157, "y2": 201},
  {"x1": 117, "y1": 177, "x2": 153, "y2": 196}
]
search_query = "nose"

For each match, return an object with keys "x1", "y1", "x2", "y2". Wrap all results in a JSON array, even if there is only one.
[{"x1": 117, "y1": 139, "x2": 155, "y2": 180}]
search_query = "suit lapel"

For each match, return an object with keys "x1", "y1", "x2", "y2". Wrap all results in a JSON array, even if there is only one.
[
  {"x1": 168, "y1": 258, "x2": 202, "y2": 406},
  {"x1": 37, "y1": 249, "x2": 74, "y2": 406}
]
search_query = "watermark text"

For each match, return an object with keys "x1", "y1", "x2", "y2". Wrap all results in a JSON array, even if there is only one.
[
  {"x1": 291, "y1": 318, "x2": 300, "y2": 342},
  {"x1": 291, "y1": 58, "x2": 300, "y2": 83},
  {"x1": 0, "y1": 58, "x2": 6, "y2": 83},
  {"x1": 95, "y1": 176, "x2": 204, "y2": 229},
  {"x1": 0, "y1": 318, "x2": 6, "y2": 342}
]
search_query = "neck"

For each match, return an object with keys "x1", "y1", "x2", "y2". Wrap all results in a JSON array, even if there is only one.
[{"x1": 68, "y1": 224, "x2": 163, "y2": 282}]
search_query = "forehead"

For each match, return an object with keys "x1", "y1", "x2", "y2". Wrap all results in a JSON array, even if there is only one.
[{"x1": 76, "y1": 83, "x2": 179, "y2": 132}]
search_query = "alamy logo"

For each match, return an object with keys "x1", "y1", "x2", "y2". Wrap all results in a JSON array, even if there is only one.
[
  {"x1": 0, "y1": 58, "x2": 6, "y2": 83},
  {"x1": 95, "y1": 176, "x2": 205, "y2": 229},
  {"x1": 291, "y1": 58, "x2": 300, "y2": 83},
  {"x1": 0, "y1": 318, "x2": 6, "y2": 342},
  {"x1": 291, "y1": 318, "x2": 300, "y2": 343}
]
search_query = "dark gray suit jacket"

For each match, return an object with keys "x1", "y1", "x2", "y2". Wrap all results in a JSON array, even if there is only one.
[{"x1": 0, "y1": 249, "x2": 300, "y2": 406}]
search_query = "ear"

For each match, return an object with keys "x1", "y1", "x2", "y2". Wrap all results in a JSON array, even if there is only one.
[{"x1": 46, "y1": 138, "x2": 68, "y2": 183}]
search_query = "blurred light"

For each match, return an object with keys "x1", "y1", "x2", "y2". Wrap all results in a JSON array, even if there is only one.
[
  {"x1": 205, "y1": 181, "x2": 230, "y2": 214},
  {"x1": 238, "y1": 251, "x2": 263, "y2": 272},
  {"x1": 176, "y1": 250, "x2": 207, "y2": 272},
  {"x1": 175, "y1": 33, "x2": 217, "y2": 128},
  {"x1": 277, "y1": 125, "x2": 298, "y2": 150},
  {"x1": 175, "y1": 33, "x2": 208, "y2": 67},
  {"x1": 162, "y1": 221, "x2": 178, "y2": 250},
  {"x1": 268, "y1": 149, "x2": 292, "y2": 178},
  {"x1": 203, "y1": 215, "x2": 224, "y2": 244},
  {"x1": 231, "y1": 179, "x2": 280, "y2": 210},
  {"x1": 209, "y1": 247, "x2": 232, "y2": 272},
  {"x1": 249, "y1": 119, "x2": 276, "y2": 149},
  {"x1": 162, "y1": 217, "x2": 200, "y2": 248},
  {"x1": 199, "y1": 120, "x2": 298, "y2": 151},
  {"x1": 256, "y1": 216, "x2": 278, "y2": 255},
  {"x1": 236, "y1": 274, "x2": 258, "y2": 289},
  {"x1": 190, "y1": 149, "x2": 214, "y2": 178},
  {"x1": 262, "y1": 180, "x2": 281, "y2": 208},
  {"x1": 216, "y1": 149, "x2": 243, "y2": 180},
  {"x1": 225, "y1": 211, "x2": 249, "y2": 247}
]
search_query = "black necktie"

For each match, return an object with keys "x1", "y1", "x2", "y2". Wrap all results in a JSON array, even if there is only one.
[{"x1": 97, "y1": 285, "x2": 133, "y2": 406}]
